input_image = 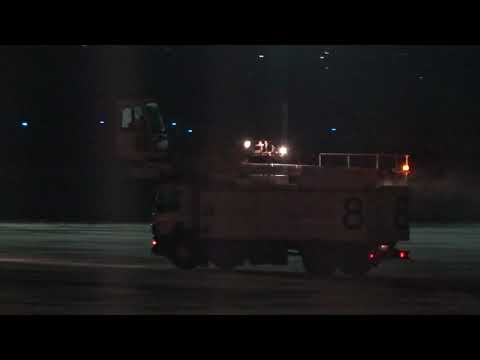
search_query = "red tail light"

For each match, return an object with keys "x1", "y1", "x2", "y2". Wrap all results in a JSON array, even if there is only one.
[
  {"x1": 368, "y1": 252, "x2": 376, "y2": 260},
  {"x1": 398, "y1": 250, "x2": 410, "y2": 260}
]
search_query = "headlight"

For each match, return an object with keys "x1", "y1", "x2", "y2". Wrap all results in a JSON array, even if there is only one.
[
  {"x1": 243, "y1": 140, "x2": 252, "y2": 149},
  {"x1": 279, "y1": 146, "x2": 288, "y2": 156}
]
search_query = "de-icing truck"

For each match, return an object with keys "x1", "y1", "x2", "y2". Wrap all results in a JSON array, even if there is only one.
[{"x1": 150, "y1": 137, "x2": 411, "y2": 276}]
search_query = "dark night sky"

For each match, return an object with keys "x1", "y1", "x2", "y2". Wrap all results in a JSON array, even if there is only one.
[
  {"x1": 2, "y1": 44, "x2": 480, "y2": 221},
  {"x1": 2, "y1": 45, "x2": 480, "y2": 172},
  {"x1": 197, "y1": 45, "x2": 480, "y2": 172}
]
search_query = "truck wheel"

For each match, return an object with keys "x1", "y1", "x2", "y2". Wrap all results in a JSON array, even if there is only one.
[
  {"x1": 171, "y1": 240, "x2": 198, "y2": 270},
  {"x1": 339, "y1": 260, "x2": 372, "y2": 277},
  {"x1": 169, "y1": 227, "x2": 199, "y2": 270},
  {"x1": 211, "y1": 252, "x2": 240, "y2": 271},
  {"x1": 209, "y1": 243, "x2": 243, "y2": 271},
  {"x1": 301, "y1": 246, "x2": 336, "y2": 277},
  {"x1": 213, "y1": 259, "x2": 236, "y2": 271}
]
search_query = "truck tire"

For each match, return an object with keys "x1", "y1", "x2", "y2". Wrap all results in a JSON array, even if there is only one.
[
  {"x1": 213, "y1": 258, "x2": 237, "y2": 271},
  {"x1": 339, "y1": 262, "x2": 371, "y2": 277},
  {"x1": 301, "y1": 244, "x2": 336, "y2": 277},
  {"x1": 169, "y1": 227, "x2": 199, "y2": 270},
  {"x1": 339, "y1": 253, "x2": 372, "y2": 277},
  {"x1": 209, "y1": 242, "x2": 243, "y2": 271},
  {"x1": 171, "y1": 241, "x2": 198, "y2": 270}
]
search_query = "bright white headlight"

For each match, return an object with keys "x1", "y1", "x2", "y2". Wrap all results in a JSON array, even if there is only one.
[
  {"x1": 244, "y1": 140, "x2": 252, "y2": 149},
  {"x1": 279, "y1": 146, "x2": 288, "y2": 156}
]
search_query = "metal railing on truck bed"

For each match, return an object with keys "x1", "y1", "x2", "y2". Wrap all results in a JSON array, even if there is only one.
[{"x1": 318, "y1": 153, "x2": 410, "y2": 173}]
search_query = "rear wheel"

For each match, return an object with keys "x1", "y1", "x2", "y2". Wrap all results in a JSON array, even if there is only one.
[
  {"x1": 209, "y1": 242, "x2": 244, "y2": 271},
  {"x1": 339, "y1": 262, "x2": 371, "y2": 277},
  {"x1": 301, "y1": 244, "x2": 336, "y2": 277},
  {"x1": 339, "y1": 251, "x2": 372, "y2": 277},
  {"x1": 213, "y1": 258, "x2": 238, "y2": 271}
]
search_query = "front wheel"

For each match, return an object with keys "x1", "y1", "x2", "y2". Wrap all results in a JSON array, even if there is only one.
[
  {"x1": 171, "y1": 241, "x2": 198, "y2": 270},
  {"x1": 169, "y1": 228, "x2": 199, "y2": 270}
]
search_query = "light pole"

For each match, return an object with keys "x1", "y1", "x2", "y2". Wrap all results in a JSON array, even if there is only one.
[
  {"x1": 277, "y1": 46, "x2": 289, "y2": 146},
  {"x1": 259, "y1": 46, "x2": 290, "y2": 145}
]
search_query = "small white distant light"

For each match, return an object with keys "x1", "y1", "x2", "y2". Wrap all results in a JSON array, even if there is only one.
[
  {"x1": 324, "y1": 50, "x2": 330, "y2": 55},
  {"x1": 258, "y1": 54, "x2": 265, "y2": 59},
  {"x1": 279, "y1": 146, "x2": 288, "y2": 157},
  {"x1": 187, "y1": 129, "x2": 193, "y2": 134},
  {"x1": 171, "y1": 122, "x2": 177, "y2": 126},
  {"x1": 21, "y1": 122, "x2": 28, "y2": 127},
  {"x1": 320, "y1": 56, "x2": 325, "y2": 60},
  {"x1": 379, "y1": 244, "x2": 389, "y2": 251},
  {"x1": 324, "y1": 66, "x2": 329, "y2": 70},
  {"x1": 243, "y1": 140, "x2": 252, "y2": 149},
  {"x1": 99, "y1": 121, "x2": 105, "y2": 125}
]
